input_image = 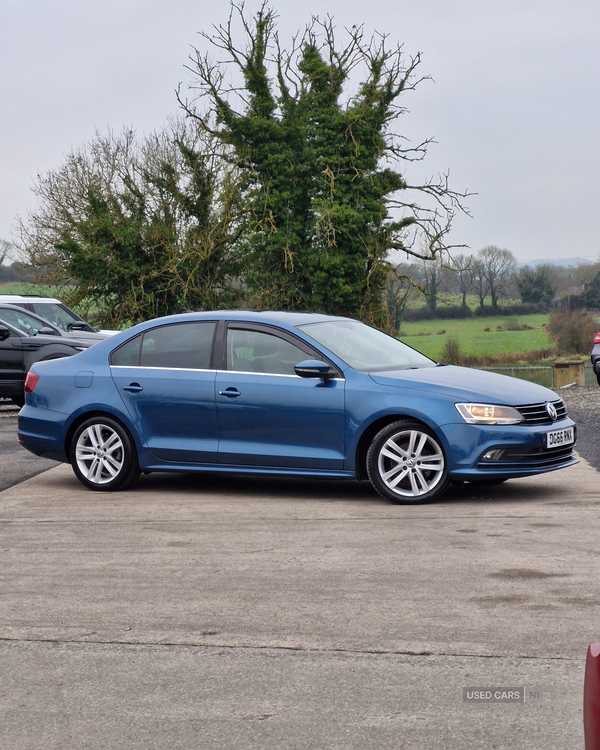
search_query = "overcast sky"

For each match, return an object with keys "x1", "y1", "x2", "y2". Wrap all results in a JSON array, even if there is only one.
[{"x1": 2, "y1": 0, "x2": 599, "y2": 263}]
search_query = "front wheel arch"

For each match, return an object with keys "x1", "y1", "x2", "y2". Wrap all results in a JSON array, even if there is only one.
[
  {"x1": 366, "y1": 420, "x2": 450, "y2": 504},
  {"x1": 355, "y1": 414, "x2": 437, "y2": 481}
]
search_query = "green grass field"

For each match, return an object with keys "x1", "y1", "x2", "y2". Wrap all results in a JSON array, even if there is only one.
[
  {"x1": 0, "y1": 281, "x2": 61, "y2": 295},
  {"x1": 399, "y1": 314, "x2": 551, "y2": 360}
]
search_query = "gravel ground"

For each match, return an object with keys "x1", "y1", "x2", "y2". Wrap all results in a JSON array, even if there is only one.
[{"x1": 553, "y1": 385, "x2": 600, "y2": 472}]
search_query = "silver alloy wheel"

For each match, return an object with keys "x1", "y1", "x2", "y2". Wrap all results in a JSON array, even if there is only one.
[
  {"x1": 75, "y1": 423, "x2": 125, "y2": 485},
  {"x1": 377, "y1": 428, "x2": 445, "y2": 498}
]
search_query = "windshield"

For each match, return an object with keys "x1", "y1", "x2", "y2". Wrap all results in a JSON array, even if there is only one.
[
  {"x1": 0, "y1": 308, "x2": 54, "y2": 336},
  {"x1": 298, "y1": 320, "x2": 435, "y2": 372}
]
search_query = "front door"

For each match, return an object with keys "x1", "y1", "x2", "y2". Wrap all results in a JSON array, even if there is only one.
[{"x1": 216, "y1": 326, "x2": 346, "y2": 469}]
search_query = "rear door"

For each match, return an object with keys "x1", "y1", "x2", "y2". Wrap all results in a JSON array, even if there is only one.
[
  {"x1": 215, "y1": 324, "x2": 346, "y2": 469},
  {"x1": 111, "y1": 321, "x2": 218, "y2": 463}
]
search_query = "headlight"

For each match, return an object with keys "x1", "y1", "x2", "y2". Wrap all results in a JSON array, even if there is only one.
[{"x1": 455, "y1": 403, "x2": 524, "y2": 425}]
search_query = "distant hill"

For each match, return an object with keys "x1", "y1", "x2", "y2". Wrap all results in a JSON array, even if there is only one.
[{"x1": 517, "y1": 256, "x2": 597, "y2": 269}]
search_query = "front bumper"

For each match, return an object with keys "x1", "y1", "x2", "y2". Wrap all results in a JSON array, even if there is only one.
[{"x1": 442, "y1": 418, "x2": 578, "y2": 481}]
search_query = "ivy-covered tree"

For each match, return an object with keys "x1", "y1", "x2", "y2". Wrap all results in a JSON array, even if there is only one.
[
  {"x1": 19, "y1": 122, "x2": 244, "y2": 327},
  {"x1": 181, "y1": 3, "x2": 467, "y2": 325}
]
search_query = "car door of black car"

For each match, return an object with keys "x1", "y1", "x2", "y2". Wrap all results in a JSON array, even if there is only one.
[{"x1": 0, "y1": 326, "x2": 24, "y2": 397}]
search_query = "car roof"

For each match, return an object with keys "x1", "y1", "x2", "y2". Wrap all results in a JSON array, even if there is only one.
[
  {"x1": 137, "y1": 310, "x2": 347, "y2": 328},
  {"x1": 85, "y1": 310, "x2": 351, "y2": 354},
  {"x1": 0, "y1": 294, "x2": 62, "y2": 304},
  {"x1": 136, "y1": 310, "x2": 346, "y2": 338}
]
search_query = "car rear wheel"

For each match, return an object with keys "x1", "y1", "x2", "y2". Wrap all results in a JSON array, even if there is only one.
[
  {"x1": 367, "y1": 421, "x2": 449, "y2": 504},
  {"x1": 71, "y1": 417, "x2": 140, "y2": 491}
]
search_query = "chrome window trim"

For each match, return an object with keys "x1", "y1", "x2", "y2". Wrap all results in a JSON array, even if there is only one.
[
  {"x1": 216, "y1": 369, "x2": 344, "y2": 380},
  {"x1": 110, "y1": 364, "x2": 343, "y2": 380},
  {"x1": 110, "y1": 365, "x2": 215, "y2": 373}
]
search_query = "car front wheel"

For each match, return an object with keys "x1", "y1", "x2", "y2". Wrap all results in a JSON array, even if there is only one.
[
  {"x1": 71, "y1": 417, "x2": 140, "y2": 491},
  {"x1": 367, "y1": 421, "x2": 449, "y2": 504}
]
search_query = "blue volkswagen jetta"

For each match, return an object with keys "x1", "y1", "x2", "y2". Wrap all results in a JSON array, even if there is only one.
[{"x1": 17, "y1": 311, "x2": 577, "y2": 504}]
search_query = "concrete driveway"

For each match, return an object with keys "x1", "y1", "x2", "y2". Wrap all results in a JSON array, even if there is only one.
[{"x1": 1, "y1": 458, "x2": 599, "y2": 749}]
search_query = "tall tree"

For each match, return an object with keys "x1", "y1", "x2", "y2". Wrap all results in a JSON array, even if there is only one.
[
  {"x1": 19, "y1": 122, "x2": 244, "y2": 327},
  {"x1": 180, "y1": 3, "x2": 467, "y2": 325},
  {"x1": 386, "y1": 263, "x2": 420, "y2": 332},
  {"x1": 449, "y1": 253, "x2": 475, "y2": 308},
  {"x1": 471, "y1": 257, "x2": 489, "y2": 308},
  {"x1": 416, "y1": 255, "x2": 446, "y2": 313},
  {"x1": 476, "y1": 245, "x2": 517, "y2": 311},
  {"x1": 0, "y1": 239, "x2": 12, "y2": 266}
]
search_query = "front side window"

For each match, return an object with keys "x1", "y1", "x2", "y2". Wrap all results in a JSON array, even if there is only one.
[
  {"x1": 0, "y1": 308, "x2": 51, "y2": 336},
  {"x1": 227, "y1": 329, "x2": 311, "y2": 375},
  {"x1": 299, "y1": 319, "x2": 435, "y2": 372},
  {"x1": 111, "y1": 322, "x2": 216, "y2": 369}
]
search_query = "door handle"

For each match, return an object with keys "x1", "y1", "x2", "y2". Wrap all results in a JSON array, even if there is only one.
[
  {"x1": 123, "y1": 383, "x2": 143, "y2": 393},
  {"x1": 218, "y1": 387, "x2": 241, "y2": 398}
]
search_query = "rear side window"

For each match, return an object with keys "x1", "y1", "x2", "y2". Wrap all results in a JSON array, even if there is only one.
[
  {"x1": 111, "y1": 322, "x2": 216, "y2": 369},
  {"x1": 111, "y1": 335, "x2": 142, "y2": 366}
]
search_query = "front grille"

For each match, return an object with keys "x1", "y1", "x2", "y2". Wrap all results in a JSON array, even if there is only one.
[
  {"x1": 477, "y1": 443, "x2": 576, "y2": 472},
  {"x1": 517, "y1": 399, "x2": 567, "y2": 425}
]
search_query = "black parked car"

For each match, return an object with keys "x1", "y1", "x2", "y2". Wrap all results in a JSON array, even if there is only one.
[
  {"x1": 0, "y1": 306, "x2": 102, "y2": 406},
  {"x1": 0, "y1": 293, "x2": 118, "y2": 335},
  {"x1": 0, "y1": 304, "x2": 109, "y2": 346}
]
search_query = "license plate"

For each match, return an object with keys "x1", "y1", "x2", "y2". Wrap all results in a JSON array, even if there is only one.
[{"x1": 546, "y1": 427, "x2": 574, "y2": 449}]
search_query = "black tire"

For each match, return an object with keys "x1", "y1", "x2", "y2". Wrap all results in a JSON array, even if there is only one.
[
  {"x1": 71, "y1": 416, "x2": 140, "y2": 491},
  {"x1": 11, "y1": 393, "x2": 25, "y2": 407},
  {"x1": 367, "y1": 420, "x2": 449, "y2": 504},
  {"x1": 596, "y1": 372, "x2": 600, "y2": 387}
]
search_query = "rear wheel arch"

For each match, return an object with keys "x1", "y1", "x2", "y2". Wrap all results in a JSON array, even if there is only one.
[
  {"x1": 65, "y1": 410, "x2": 138, "y2": 463},
  {"x1": 69, "y1": 414, "x2": 140, "y2": 491}
]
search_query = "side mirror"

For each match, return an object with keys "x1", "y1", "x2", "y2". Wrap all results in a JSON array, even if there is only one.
[
  {"x1": 38, "y1": 326, "x2": 57, "y2": 336},
  {"x1": 0, "y1": 325, "x2": 10, "y2": 341},
  {"x1": 294, "y1": 359, "x2": 335, "y2": 379},
  {"x1": 68, "y1": 322, "x2": 88, "y2": 331}
]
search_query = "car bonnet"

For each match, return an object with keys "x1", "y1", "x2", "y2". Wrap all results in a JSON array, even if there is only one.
[{"x1": 369, "y1": 365, "x2": 558, "y2": 407}]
